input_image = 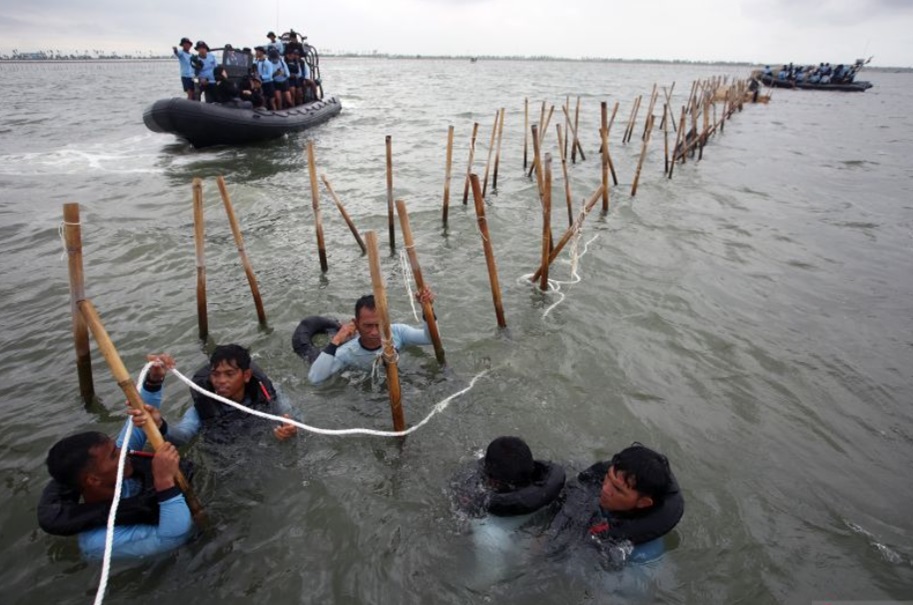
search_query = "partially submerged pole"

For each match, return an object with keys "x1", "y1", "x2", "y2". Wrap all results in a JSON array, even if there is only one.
[
  {"x1": 306, "y1": 142, "x2": 329, "y2": 272},
  {"x1": 606, "y1": 101, "x2": 619, "y2": 185},
  {"x1": 321, "y1": 174, "x2": 367, "y2": 254},
  {"x1": 385, "y1": 135, "x2": 396, "y2": 250},
  {"x1": 523, "y1": 97, "x2": 529, "y2": 170},
  {"x1": 192, "y1": 178, "x2": 208, "y2": 340},
  {"x1": 469, "y1": 174, "x2": 507, "y2": 328},
  {"x1": 600, "y1": 102, "x2": 609, "y2": 212},
  {"x1": 572, "y1": 96, "x2": 583, "y2": 163},
  {"x1": 364, "y1": 231, "x2": 405, "y2": 432},
  {"x1": 561, "y1": 104, "x2": 586, "y2": 165},
  {"x1": 462, "y1": 122, "x2": 479, "y2": 205},
  {"x1": 631, "y1": 114, "x2": 655, "y2": 197},
  {"x1": 555, "y1": 124, "x2": 574, "y2": 227},
  {"x1": 395, "y1": 199, "x2": 446, "y2": 366},
  {"x1": 539, "y1": 154, "x2": 553, "y2": 292},
  {"x1": 63, "y1": 203, "x2": 95, "y2": 403},
  {"x1": 482, "y1": 110, "x2": 499, "y2": 198},
  {"x1": 442, "y1": 125, "x2": 454, "y2": 227},
  {"x1": 216, "y1": 176, "x2": 267, "y2": 323},
  {"x1": 530, "y1": 185, "x2": 603, "y2": 283},
  {"x1": 77, "y1": 298, "x2": 203, "y2": 519},
  {"x1": 492, "y1": 108, "x2": 506, "y2": 192},
  {"x1": 530, "y1": 124, "x2": 545, "y2": 202},
  {"x1": 528, "y1": 104, "x2": 555, "y2": 178}
]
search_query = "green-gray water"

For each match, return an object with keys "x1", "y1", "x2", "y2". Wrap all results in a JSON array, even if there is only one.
[{"x1": 1, "y1": 59, "x2": 911, "y2": 604}]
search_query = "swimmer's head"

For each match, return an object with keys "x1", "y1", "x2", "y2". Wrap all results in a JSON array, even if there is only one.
[{"x1": 484, "y1": 436, "x2": 535, "y2": 491}]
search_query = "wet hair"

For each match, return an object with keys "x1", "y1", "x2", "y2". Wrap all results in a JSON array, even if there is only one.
[
  {"x1": 484, "y1": 436, "x2": 535, "y2": 489},
  {"x1": 209, "y1": 344, "x2": 252, "y2": 371},
  {"x1": 46, "y1": 431, "x2": 109, "y2": 488},
  {"x1": 611, "y1": 442, "x2": 673, "y2": 504},
  {"x1": 355, "y1": 294, "x2": 376, "y2": 320}
]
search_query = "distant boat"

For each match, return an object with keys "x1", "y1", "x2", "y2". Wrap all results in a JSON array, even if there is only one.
[
  {"x1": 470, "y1": 57, "x2": 478, "y2": 63},
  {"x1": 753, "y1": 57, "x2": 874, "y2": 92}
]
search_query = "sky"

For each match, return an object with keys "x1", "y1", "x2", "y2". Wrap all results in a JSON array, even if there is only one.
[{"x1": 2, "y1": 0, "x2": 912, "y2": 67}]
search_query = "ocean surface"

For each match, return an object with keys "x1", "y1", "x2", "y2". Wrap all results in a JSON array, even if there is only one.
[{"x1": 0, "y1": 58, "x2": 911, "y2": 604}]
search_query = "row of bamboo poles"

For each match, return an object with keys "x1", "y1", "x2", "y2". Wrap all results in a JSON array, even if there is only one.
[{"x1": 65, "y1": 74, "x2": 761, "y2": 433}]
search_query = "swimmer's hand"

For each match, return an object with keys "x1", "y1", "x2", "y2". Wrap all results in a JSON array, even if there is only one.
[
  {"x1": 331, "y1": 321, "x2": 357, "y2": 346},
  {"x1": 128, "y1": 403, "x2": 163, "y2": 430},
  {"x1": 273, "y1": 414, "x2": 297, "y2": 441}
]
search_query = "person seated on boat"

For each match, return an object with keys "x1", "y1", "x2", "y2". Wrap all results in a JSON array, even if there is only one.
[
  {"x1": 307, "y1": 287, "x2": 436, "y2": 384},
  {"x1": 795, "y1": 67, "x2": 807, "y2": 83},
  {"x1": 547, "y1": 442, "x2": 684, "y2": 569},
  {"x1": 266, "y1": 31, "x2": 284, "y2": 55},
  {"x1": 809, "y1": 71, "x2": 822, "y2": 84},
  {"x1": 268, "y1": 47, "x2": 292, "y2": 109},
  {"x1": 762, "y1": 65, "x2": 772, "y2": 78},
  {"x1": 212, "y1": 65, "x2": 240, "y2": 104},
  {"x1": 254, "y1": 46, "x2": 277, "y2": 110},
  {"x1": 777, "y1": 66, "x2": 789, "y2": 81},
  {"x1": 820, "y1": 73, "x2": 832, "y2": 84},
  {"x1": 239, "y1": 72, "x2": 265, "y2": 109},
  {"x1": 300, "y1": 54, "x2": 320, "y2": 102},
  {"x1": 172, "y1": 37, "x2": 195, "y2": 100},
  {"x1": 128, "y1": 345, "x2": 298, "y2": 446},
  {"x1": 40, "y1": 431, "x2": 194, "y2": 560},
  {"x1": 193, "y1": 41, "x2": 217, "y2": 103}
]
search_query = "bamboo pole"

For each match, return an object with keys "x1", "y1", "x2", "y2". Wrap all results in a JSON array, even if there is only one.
[
  {"x1": 530, "y1": 124, "x2": 544, "y2": 202},
  {"x1": 600, "y1": 102, "x2": 609, "y2": 212},
  {"x1": 216, "y1": 177, "x2": 267, "y2": 322},
  {"x1": 624, "y1": 95, "x2": 642, "y2": 144},
  {"x1": 642, "y1": 84, "x2": 658, "y2": 141},
  {"x1": 469, "y1": 174, "x2": 506, "y2": 328},
  {"x1": 530, "y1": 185, "x2": 603, "y2": 283},
  {"x1": 539, "y1": 154, "x2": 553, "y2": 291},
  {"x1": 364, "y1": 231, "x2": 405, "y2": 431},
  {"x1": 395, "y1": 199, "x2": 446, "y2": 366},
  {"x1": 442, "y1": 125, "x2": 454, "y2": 227},
  {"x1": 555, "y1": 124, "x2": 573, "y2": 227},
  {"x1": 482, "y1": 110, "x2": 499, "y2": 198},
  {"x1": 561, "y1": 103, "x2": 587, "y2": 166},
  {"x1": 492, "y1": 108, "x2": 506, "y2": 191},
  {"x1": 385, "y1": 135, "x2": 395, "y2": 250},
  {"x1": 306, "y1": 142, "x2": 329, "y2": 272},
  {"x1": 321, "y1": 174, "x2": 367, "y2": 254},
  {"x1": 523, "y1": 97, "x2": 529, "y2": 170},
  {"x1": 527, "y1": 104, "x2": 554, "y2": 178},
  {"x1": 192, "y1": 178, "x2": 208, "y2": 340},
  {"x1": 77, "y1": 299, "x2": 203, "y2": 519},
  {"x1": 462, "y1": 122, "x2": 479, "y2": 205},
  {"x1": 63, "y1": 203, "x2": 95, "y2": 403},
  {"x1": 663, "y1": 104, "x2": 670, "y2": 176},
  {"x1": 664, "y1": 82, "x2": 676, "y2": 132},
  {"x1": 631, "y1": 114, "x2": 655, "y2": 197},
  {"x1": 606, "y1": 101, "x2": 619, "y2": 185},
  {"x1": 572, "y1": 96, "x2": 583, "y2": 163},
  {"x1": 563, "y1": 95, "x2": 570, "y2": 160}
]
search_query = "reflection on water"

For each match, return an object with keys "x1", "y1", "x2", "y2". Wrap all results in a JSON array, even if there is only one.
[{"x1": 0, "y1": 59, "x2": 912, "y2": 604}]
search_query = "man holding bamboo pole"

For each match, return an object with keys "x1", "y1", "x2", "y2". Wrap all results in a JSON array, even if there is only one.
[{"x1": 308, "y1": 287, "x2": 438, "y2": 385}]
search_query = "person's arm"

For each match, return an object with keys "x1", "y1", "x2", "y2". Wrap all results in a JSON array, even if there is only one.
[
  {"x1": 392, "y1": 322, "x2": 432, "y2": 348},
  {"x1": 161, "y1": 406, "x2": 201, "y2": 447},
  {"x1": 308, "y1": 322, "x2": 358, "y2": 384}
]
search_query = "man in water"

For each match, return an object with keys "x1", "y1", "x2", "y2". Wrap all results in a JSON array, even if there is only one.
[
  {"x1": 41, "y1": 432, "x2": 193, "y2": 559},
  {"x1": 307, "y1": 287, "x2": 436, "y2": 384},
  {"x1": 548, "y1": 442, "x2": 684, "y2": 568},
  {"x1": 172, "y1": 37, "x2": 195, "y2": 100},
  {"x1": 129, "y1": 344, "x2": 297, "y2": 445}
]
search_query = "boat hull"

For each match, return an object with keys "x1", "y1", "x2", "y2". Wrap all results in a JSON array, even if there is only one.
[
  {"x1": 760, "y1": 75, "x2": 873, "y2": 92},
  {"x1": 143, "y1": 96, "x2": 342, "y2": 147}
]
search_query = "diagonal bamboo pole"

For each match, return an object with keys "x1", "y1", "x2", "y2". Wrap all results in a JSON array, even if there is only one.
[
  {"x1": 469, "y1": 174, "x2": 507, "y2": 328},
  {"x1": 492, "y1": 108, "x2": 506, "y2": 192},
  {"x1": 631, "y1": 114, "x2": 655, "y2": 197},
  {"x1": 482, "y1": 110, "x2": 499, "y2": 198},
  {"x1": 462, "y1": 122, "x2": 479, "y2": 205},
  {"x1": 364, "y1": 231, "x2": 405, "y2": 431},
  {"x1": 530, "y1": 185, "x2": 603, "y2": 283},
  {"x1": 77, "y1": 299, "x2": 204, "y2": 519},
  {"x1": 395, "y1": 199, "x2": 445, "y2": 366},
  {"x1": 216, "y1": 177, "x2": 267, "y2": 323},
  {"x1": 306, "y1": 142, "x2": 329, "y2": 272},
  {"x1": 321, "y1": 174, "x2": 367, "y2": 254}
]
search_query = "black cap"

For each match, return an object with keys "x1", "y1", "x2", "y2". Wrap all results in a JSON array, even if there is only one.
[
  {"x1": 267, "y1": 31, "x2": 275, "y2": 38},
  {"x1": 484, "y1": 436, "x2": 534, "y2": 487},
  {"x1": 179, "y1": 37, "x2": 192, "y2": 46},
  {"x1": 194, "y1": 40, "x2": 209, "y2": 51},
  {"x1": 254, "y1": 45, "x2": 266, "y2": 53}
]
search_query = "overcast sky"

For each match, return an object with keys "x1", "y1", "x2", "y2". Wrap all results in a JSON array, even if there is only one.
[{"x1": 2, "y1": 0, "x2": 911, "y2": 66}]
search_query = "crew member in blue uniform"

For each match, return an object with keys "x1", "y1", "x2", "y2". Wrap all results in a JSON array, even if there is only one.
[
  {"x1": 193, "y1": 41, "x2": 217, "y2": 103},
  {"x1": 172, "y1": 37, "x2": 195, "y2": 100}
]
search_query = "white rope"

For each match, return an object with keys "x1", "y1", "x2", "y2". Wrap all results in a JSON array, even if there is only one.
[
  {"x1": 170, "y1": 366, "x2": 488, "y2": 437},
  {"x1": 520, "y1": 233, "x2": 598, "y2": 318},
  {"x1": 94, "y1": 364, "x2": 151, "y2": 605},
  {"x1": 399, "y1": 248, "x2": 420, "y2": 322}
]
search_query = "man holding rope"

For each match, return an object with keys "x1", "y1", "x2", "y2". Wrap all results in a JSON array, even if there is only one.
[
  {"x1": 129, "y1": 345, "x2": 298, "y2": 444},
  {"x1": 308, "y1": 287, "x2": 436, "y2": 384}
]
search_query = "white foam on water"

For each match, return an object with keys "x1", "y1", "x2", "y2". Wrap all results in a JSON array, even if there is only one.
[{"x1": 0, "y1": 135, "x2": 164, "y2": 176}]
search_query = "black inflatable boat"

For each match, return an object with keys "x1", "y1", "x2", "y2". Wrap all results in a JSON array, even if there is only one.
[{"x1": 143, "y1": 96, "x2": 342, "y2": 147}]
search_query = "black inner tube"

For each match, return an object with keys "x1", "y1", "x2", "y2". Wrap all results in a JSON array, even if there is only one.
[{"x1": 292, "y1": 316, "x2": 341, "y2": 363}]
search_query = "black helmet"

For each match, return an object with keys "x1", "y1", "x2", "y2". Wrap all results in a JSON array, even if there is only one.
[
  {"x1": 179, "y1": 37, "x2": 192, "y2": 46},
  {"x1": 194, "y1": 40, "x2": 209, "y2": 51}
]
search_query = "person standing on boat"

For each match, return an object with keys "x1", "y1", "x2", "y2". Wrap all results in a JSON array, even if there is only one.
[
  {"x1": 193, "y1": 41, "x2": 217, "y2": 103},
  {"x1": 266, "y1": 31, "x2": 284, "y2": 55},
  {"x1": 254, "y1": 46, "x2": 276, "y2": 110},
  {"x1": 172, "y1": 37, "x2": 195, "y2": 101},
  {"x1": 307, "y1": 287, "x2": 436, "y2": 384},
  {"x1": 268, "y1": 47, "x2": 292, "y2": 109}
]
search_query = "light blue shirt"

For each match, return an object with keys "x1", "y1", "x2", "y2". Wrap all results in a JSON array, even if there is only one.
[
  {"x1": 268, "y1": 39, "x2": 285, "y2": 55},
  {"x1": 195, "y1": 53, "x2": 217, "y2": 82},
  {"x1": 308, "y1": 322, "x2": 432, "y2": 384},
  {"x1": 173, "y1": 49, "x2": 193, "y2": 78},
  {"x1": 271, "y1": 58, "x2": 289, "y2": 83},
  {"x1": 256, "y1": 58, "x2": 275, "y2": 83}
]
